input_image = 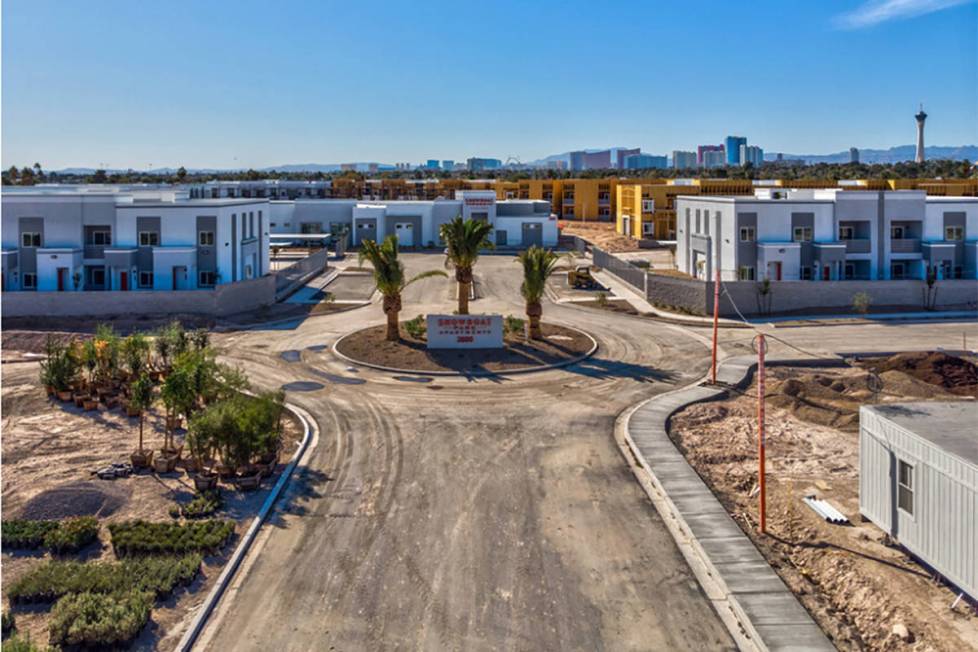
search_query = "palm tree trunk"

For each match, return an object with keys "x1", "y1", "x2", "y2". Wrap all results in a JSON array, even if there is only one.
[
  {"x1": 386, "y1": 309, "x2": 400, "y2": 341},
  {"x1": 458, "y1": 282, "x2": 470, "y2": 314},
  {"x1": 526, "y1": 301, "x2": 543, "y2": 339}
]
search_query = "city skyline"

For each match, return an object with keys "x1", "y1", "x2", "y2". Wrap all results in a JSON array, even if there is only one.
[{"x1": 3, "y1": 0, "x2": 977, "y2": 169}]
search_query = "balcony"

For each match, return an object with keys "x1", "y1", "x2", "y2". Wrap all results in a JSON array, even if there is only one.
[
  {"x1": 844, "y1": 239, "x2": 871, "y2": 254},
  {"x1": 598, "y1": 194, "x2": 611, "y2": 205},
  {"x1": 562, "y1": 195, "x2": 575, "y2": 205},
  {"x1": 891, "y1": 238, "x2": 921, "y2": 254}
]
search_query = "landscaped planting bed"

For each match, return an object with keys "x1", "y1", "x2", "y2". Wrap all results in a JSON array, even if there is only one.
[
  {"x1": 1, "y1": 517, "x2": 98, "y2": 554},
  {"x1": 48, "y1": 590, "x2": 152, "y2": 649},
  {"x1": 108, "y1": 519, "x2": 234, "y2": 556},
  {"x1": 6, "y1": 554, "x2": 202, "y2": 604}
]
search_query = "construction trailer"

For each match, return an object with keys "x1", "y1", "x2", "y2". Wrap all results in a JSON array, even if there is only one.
[{"x1": 859, "y1": 402, "x2": 978, "y2": 600}]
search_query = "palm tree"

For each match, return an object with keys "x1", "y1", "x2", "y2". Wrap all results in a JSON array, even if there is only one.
[
  {"x1": 359, "y1": 235, "x2": 446, "y2": 341},
  {"x1": 516, "y1": 246, "x2": 563, "y2": 339},
  {"x1": 440, "y1": 216, "x2": 494, "y2": 314}
]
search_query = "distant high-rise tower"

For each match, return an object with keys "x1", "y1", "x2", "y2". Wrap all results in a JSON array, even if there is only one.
[
  {"x1": 849, "y1": 147, "x2": 859, "y2": 164},
  {"x1": 915, "y1": 105, "x2": 927, "y2": 164}
]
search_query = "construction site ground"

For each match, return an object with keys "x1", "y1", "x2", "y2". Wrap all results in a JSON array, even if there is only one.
[{"x1": 669, "y1": 352, "x2": 978, "y2": 652}]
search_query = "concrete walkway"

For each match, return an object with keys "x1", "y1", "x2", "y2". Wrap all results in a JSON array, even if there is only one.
[
  {"x1": 284, "y1": 269, "x2": 340, "y2": 304},
  {"x1": 622, "y1": 356, "x2": 836, "y2": 651}
]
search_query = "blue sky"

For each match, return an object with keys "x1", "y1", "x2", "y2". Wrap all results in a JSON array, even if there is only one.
[{"x1": 2, "y1": 0, "x2": 976, "y2": 169}]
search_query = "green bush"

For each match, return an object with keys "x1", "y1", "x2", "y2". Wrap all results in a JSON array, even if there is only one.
[
  {"x1": 7, "y1": 554, "x2": 202, "y2": 604},
  {"x1": 404, "y1": 314, "x2": 426, "y2": 339},
  {"x1": 596, "y1": 291, "x2": 608, "y2": 307},
  {"x1": 503, "y1": 315, "x2": 525, "y2": 334},
  {"x1": 2, "y1": 610, "x2": 14, "y2": 635},
  {"x1": 1, "y1": 634, "x2": 50, "y2": 652},
  {"x1": 108, "y1": 519, "x2": 234, "y2": 556},
  {"x1": 171, "y1": 492, "x2": 223, "y2": 520},
  {"x1": 1, "y1": 517, "x2": 98, "y2": 554},
  {"x1": 42, "y1": 517, "x2": 99, "y2": 554},
  {"x1": 1, "y1": 520, "x2": 60, "y2": 550},
  {"x1": 48, "y1": 591, "x2": 152, "y2": 648}
]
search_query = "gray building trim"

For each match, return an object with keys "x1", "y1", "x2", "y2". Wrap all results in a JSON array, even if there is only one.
[
  {"x1": 18, "y1": 217, "x2": 44, "y2": 275},
  {"x1": 196, "y1": 215, "x2": 217, "y2": 276}
]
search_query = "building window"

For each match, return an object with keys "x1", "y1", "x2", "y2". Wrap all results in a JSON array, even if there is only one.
[
  {"x1": 199, "y1": 271, "x2": 217, "y2": 287},
  {"x1": 844, "y1": 263, "x2": 855, "y2": 280},
  {"x1": 138, "y1": 271, "x2": 154, "y2": 288},
  {"x1": 642, "y1": 222, "x2": 654, "y2": 236},
  {"x1": 792, "y1": 226, "x2": 813, "y2": 242},
  {"x1": 891, "y1": 262, "x2": 907, "y2": 279},
  {"x1": 838, "y1": 226, "x2": 854, "y2": 240},
  {"x1": 22, "y1": 272, "x2": 37, "y2": 289},
  {"x1": 199, "y1": 231, "x2": 215, "y2": 246},
  {"x1": 738, "y1": 266, "x2": 755, "y2": 281},
  {"x1": 800, "y1": 266, "x2": 813, "y2": 280},
  {"x1": 88, "y1": 230, "x2": 111, "y2": 245},
  {"x1": 139, "y1": 231, "x2": 159, "y2": 246},
  {"x1": 21, "y1": 232, "x2": 41, "y2": 247},
  {"x1": 897, "y1": 460, "x2": 914, "y2": 515},
  {"x1": 739, "y1": 226, "x2": 755, "y2": 242},
  {"x1": 642, "y1": 200, "x2": 654, "y2": 213},
  {"x1": 891, "y1": 225, "x2": 905, "y2": 239},
  {"x1": 945, "y1": 226, "x2": 964, "y2": 241}
]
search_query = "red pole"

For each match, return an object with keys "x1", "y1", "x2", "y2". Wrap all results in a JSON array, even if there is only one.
[
  {"x1": 711, "y1": 267, "x2": 720, "y2": 384},
  {"x1": 757, "y1": 333, "x2": 767, "y2": 534}
]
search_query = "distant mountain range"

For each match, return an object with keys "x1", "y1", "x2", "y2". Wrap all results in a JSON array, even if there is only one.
[
  {"x1": 766, "y1": 145, "x2": 978, "y2": 165},
  {"x1": 41, "y1": 144, "x2": 977, "y2": 175}
]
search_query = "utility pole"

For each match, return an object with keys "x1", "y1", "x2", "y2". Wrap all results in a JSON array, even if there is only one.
[
  {"x1": 755, "y1": 333, "x2": 767, "y2": 534},
  {"x1": 711, "y1": 267, "x2": 720, "y2": 384}
]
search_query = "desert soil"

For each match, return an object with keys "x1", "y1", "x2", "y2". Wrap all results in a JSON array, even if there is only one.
[
  {"x1": 335, "y1": 321, "x2": 594, "y2": 372},
  {"x1": 559, "y1": 220, "x2": 639, "y2": 252},
  {"x1": 669, "y1": 355, "x2": 978, "y2": 652},
  {"x1": 0, "y1": 361, "x2": 303, "y2": 650}
]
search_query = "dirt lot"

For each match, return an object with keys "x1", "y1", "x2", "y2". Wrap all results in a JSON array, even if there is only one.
[
  {"x1": 559, "y1": 220, "x2": 639, "y2": 252},
  {"x1": 0, "y1": 362, "x2": 303, "y2": 650},
  {"x1": 335, "y1": 321, "x2": 594, "y2": 372},
  {"x1": 669, "y1": 353, "x2": 978, "y2": 651}
]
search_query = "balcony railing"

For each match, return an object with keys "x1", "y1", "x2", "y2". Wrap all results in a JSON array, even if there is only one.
[
  {"x1": 844, "y1": 239, "x2": 871, "y2": 254},
  {"x1": 891, "y1": 238, "x2": 921, "y2": 254}
]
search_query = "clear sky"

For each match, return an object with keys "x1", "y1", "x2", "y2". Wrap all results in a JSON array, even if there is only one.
[{"x1": 2, "y1": 0, "x2": 976, "y2": 170}]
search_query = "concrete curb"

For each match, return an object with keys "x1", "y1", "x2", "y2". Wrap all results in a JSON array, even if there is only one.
[
  {"x1": 331, "y1": 325, "x2": 599, "y2": 377},
  {"x1": 617, "y1": 356, "x2": 840, "y2": 652},
  {"x1": 176, "y1": 402, "x2": 318, "y2": 652}
]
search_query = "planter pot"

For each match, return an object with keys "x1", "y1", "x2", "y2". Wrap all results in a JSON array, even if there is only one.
[
  {"x1": 234, "y1": 472, "x2": 262, "y2": 492},
  {"x1": 215, "y1": 463, "x2": 236, "y2": 479},
  {"x1": 160, "y1": 444, "x2": 183, "y2": 460},
  {"x1": 104, "y1": 395, "x2": 120, "y2": 409},
  {"x1": 183, "y1": 457, "x2": 201, "y2": 473},
  {"x1": 193, "y1": 473, "x2": 219, "y2": 492},
  {"x1": 126, "y1": 404, "x2": 142, "y2": 418},
  {"x1": 166, "y1": 416, "x2": 183, "y2": 431},
  {"x1": 258, "y1": 450, "x2": 279, "y2": 465},
  {"x1": 152, "y1": 455, "x2": 171, "y2": 473},
  {"x1": 45, "y1": 385, "x2": 55, "y2": 396},
  {"x1": 131, "y1": 450, "x2": 153, "y2": 468},
  {"x1": 57, "y1": 390, "x2": 73, "y2": 402},
  {"x1": 73, "y1": 393, "x2": 88, "y2": 408},
  {"x1": 257, "y1": 460, "x2": 277, "y2": 478},
  {"x1": 82, "y1": 398, "x2": 99, "y2": 411}
]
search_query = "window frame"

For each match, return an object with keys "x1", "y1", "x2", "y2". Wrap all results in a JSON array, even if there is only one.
[
  {"x1": 90, "y1": 267, "x2": 106, "y2": 286},
  {"x1": 739, "y1": 226, "x2": 755, "y2": 242},
  {"x1": 792, "y1": 226, "x2": 813, "y2": 242},
  {"x1": 945, "y1": 226, "x2": 964, "y2": 241},
  {"x1": 198, "y1": 230, "x2": 215, "y2": 246},
  {"x1": 21, "y1": 232, "x2": 42, "y2": 248},
  {"x1": 138, "y1": 271, "x2": 154, "y2": 288},
  {"x1": 838, "y1": 226, "x2": 854, "y2": 240},
  {"x1": 22, "y1": 272, "x2": 37, "y2": 289},
  {"x1": 198, "y1": 271, "x2": 217, "y2": 287},
  {"x1": 738, "y1": 266, "x2": 755, "y2": 281},
  {"x1": 897, "y1": 459, "x2": 914, "y2": 516},
  {"x1": 138, "y1": 231, "x2": 160, "y2": 247}
]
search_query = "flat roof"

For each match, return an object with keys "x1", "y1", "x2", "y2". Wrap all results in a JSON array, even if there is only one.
[
  {"x1": 866, "y1": 401, "x2": 978, "y2": 466},
  {"x1": 123, "y1": 198, "x2": 267, "y2": 208}
]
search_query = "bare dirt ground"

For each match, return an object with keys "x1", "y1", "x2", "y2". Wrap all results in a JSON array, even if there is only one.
[
  {"x1": 669, "y1": 355, "x2": 978, "y2": 652},
  {"x1": 0, "y1": 361, "x2": 303, "y2": 650},
  {"x1": 336, "y1": 321, "x2": 594, "y2": 372},
  {"x1": 559, "y1": 220, "x2": 639, "y2": 252}
]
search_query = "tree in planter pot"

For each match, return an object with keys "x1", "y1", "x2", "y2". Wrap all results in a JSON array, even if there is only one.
[
  {"x1": 129, "y1": 373, "x2": 155, "y2": 469},
  {"x1": 121, "y1": 333, "x2": 150, "y2": 390},
  {"x1": 78, "y1": 339, "x2": 99, "y2": 410},
  {"x1": 187, "y1": 411, "x2": 219, "y2": 491},
  {"x1": 159, "y1": 366, "x2": 196, "y2": 471},
  {"x1": 40, "y1": 336, "x2": 79, "y2": 400}
]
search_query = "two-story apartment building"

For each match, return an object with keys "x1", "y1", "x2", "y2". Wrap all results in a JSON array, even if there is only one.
[
  {"x1": 1, "y1": 188, "x2": 270, "y2": 292},
  {"x1": 675, "y1": 189, "x2": 978, "y2": 282}
]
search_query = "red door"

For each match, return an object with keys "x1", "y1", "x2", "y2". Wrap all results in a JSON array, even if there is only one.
[
  {"x1": 772, "y1": 262, "x2": 782, "y2": 281},
  {"x1": 57, "y1": 268, "x2": 66, "y2": 291},
  {"x1": 119, "y1": 271, "x2": 128, "y2": 291},
  {"x1": 822, "y1": 265, "x2": 830, "y2": 281}
]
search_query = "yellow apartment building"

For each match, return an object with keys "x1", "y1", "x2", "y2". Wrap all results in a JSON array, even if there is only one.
[
  {"x1": 556, "y1": 178, "x2": 616, "y2": 221},
  {"x1": 517, "y1": 180, "x2": 558, "y2": 204}
]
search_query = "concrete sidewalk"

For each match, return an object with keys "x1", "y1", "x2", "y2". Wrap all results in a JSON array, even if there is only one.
[{"x1": 621, "y1": 356, "x2": 836, "y2": 651}]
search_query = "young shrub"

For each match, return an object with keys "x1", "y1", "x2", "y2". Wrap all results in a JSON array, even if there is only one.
[
  {"x1": 852, "y1": 291, "x2": 872, "y2": 315},
  {"x1": 1, "y1": 634, "x2": 51, "y2": 652},
  {"x1": 403, "y1": 314, "x2": 426, "y2": 340},
  {"x1": 595, "y1": 291, "x2": 608, "y2": 307},
  {"x1": 1, "y1": 520, "x2": 60, "y2": 550},
  {"x1": 503, "y1": 315, "x2": 525, "y2": 335},
  {"x1": 48, "y1": 591, "x2": 153, "y2": 648},
  {"x1": 178, "y1": 491, "x2": 223, "y2": 520},
  {"x1": 42, "y1": 517, "x2": 98, "y2": 555},
  {"x1": 108, "y1": 520, "x2": 234, "y2": 556},
  {"x1": 2, "y1": 610, "x2": 15, "y2": 635}
]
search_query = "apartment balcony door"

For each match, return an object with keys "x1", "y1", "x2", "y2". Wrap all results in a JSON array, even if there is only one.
[{"x1": 57, "y1": 267, "x2": 67, "y2": 291}]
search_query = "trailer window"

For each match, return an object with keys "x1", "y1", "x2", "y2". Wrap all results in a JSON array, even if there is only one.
[{"x1": 898, "y1": 460, "x2": 914, "y2": 515}]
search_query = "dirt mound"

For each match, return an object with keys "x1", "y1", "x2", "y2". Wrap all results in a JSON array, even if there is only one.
[
  {"x1": 855, "y1": 352, "x2": 978, "y2": 397},
  {"x1": 19, "y1": 481, "x2": 129, "y2": 520}
]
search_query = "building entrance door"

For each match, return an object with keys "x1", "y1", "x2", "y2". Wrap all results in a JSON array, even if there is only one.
[
  {"x1": 57, "y1": 267, "x2": 67, "y2": 291},
  {"x1": 119, "y1": 270, "x2": 129, "y2": 291}
]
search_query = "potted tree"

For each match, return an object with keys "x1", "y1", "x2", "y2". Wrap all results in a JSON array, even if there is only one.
[
  {"x1": 516, "y1": 246, "x2": 563, "y2": 339},
  {"x1": 129, "y1": 373, "x2": 155, "y2": 469},
  {"x1": 159, "y1": 367, "x2": 194, "y2": 471},
  {"x1": 79, "y1": 339, "x2": 99, "y2": 410},
  {"x1": 40, "y1": 337, "x2": 78, "y2": 401},
  {"x1": 187, "y1": 411, "x2": 219, "y2": 491}
]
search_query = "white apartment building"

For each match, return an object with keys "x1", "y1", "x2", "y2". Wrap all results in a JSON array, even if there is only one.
[
  {"x1": 268, "y1": 190, "x2": 558, "y2": 249},
  {"x1": 676, "y1": 189, "x2": 978, "y2": 282},
  {"x1": 2, "y1": 188, "x2": 270, "y2": 292}
]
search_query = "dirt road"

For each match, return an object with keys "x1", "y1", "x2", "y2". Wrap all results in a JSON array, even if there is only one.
[{"x1": 197, "y1": 254, "x2": 734, "y2": 651}]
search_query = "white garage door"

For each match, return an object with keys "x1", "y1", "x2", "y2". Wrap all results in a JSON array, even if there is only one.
[{"x1": 395, "y1": 223, "x2": 414, "y2": 247}]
